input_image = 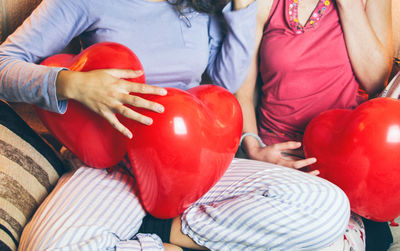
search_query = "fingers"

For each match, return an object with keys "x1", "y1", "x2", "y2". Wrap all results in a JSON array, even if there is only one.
[
  {"x1": 110, "y1": 94, "x2": 167, "y2": 138},
  {"x1": 100, "y1": 100, "x2": 159, "y2": 139},
  {"x1": 126, "y1": 82, "x2": 167, "y2": 96},
  {"x1": 102, "y1": 111, "x2": 133, "y2": 139},
  {"x1": 102, "y1": 106, "x2": 160, "y2": 139},
  {"x1": 116, "y1": 104, "x2": 154, "y2": 126},
  {"x1": 103, "y1": 68, "x2": 144, "y2": 79},
  {"x1": 278, "y1": 157, "x2": 317, "y2": 170},
  {"x1": 75, "y1": 69, "x2": 168, "y2": 138},
  {"x1": 292, "y1": 157, "x2": 317, "y2": 169},
  {"x1": 121, "y1": 94, "x2": 165, "y2": 114},
  {"x1": 274, "y1": 141, "x2": 302, "y2": 151},
  {"x1": 308, "y1": 170, "x2": 320, "y2": 176},
  {"x1": 103, "y1": 69, "x2": 167, "y2": 96}
]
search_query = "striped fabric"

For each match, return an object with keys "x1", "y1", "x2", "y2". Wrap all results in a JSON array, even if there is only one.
[
  {"x1": 19, "y1": 154, "x2": 351, "y2": 251},
  {"x1": 182, "y1": 159, "x2": 350, "y2": 250},
  {"x1": 0, "y1": 101, "x2": 65, "y2": 251},
  {"x1": 19, "y1": 166, "x2": 152, "y2": 250}
]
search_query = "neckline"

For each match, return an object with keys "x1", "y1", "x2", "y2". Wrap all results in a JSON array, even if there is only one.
[{"x1": 287, "y1": 0, "x2": 332, "y2": 34}]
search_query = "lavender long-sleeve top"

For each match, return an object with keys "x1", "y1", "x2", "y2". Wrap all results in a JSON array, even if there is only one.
[{"x1": 0, "y1": 0, "x2": 256, "y2": 113}]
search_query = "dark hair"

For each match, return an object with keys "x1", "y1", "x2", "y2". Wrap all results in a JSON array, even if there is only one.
[{"x1": 167, "y1": 0, "x2": 229, "y2": 14}]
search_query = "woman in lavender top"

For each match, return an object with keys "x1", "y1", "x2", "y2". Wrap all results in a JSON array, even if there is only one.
[{"x1": 0, "y1": 0, "x2": 255, "y2": 138}]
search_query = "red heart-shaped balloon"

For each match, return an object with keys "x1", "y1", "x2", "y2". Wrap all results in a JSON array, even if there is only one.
[
  {"x1": 121, "y1": 85, "x2": 242, "y2": 218},
  {"x1": 304, "y1": 97, "x2": 400, "y2": 221},
  {"x1": 35, "y1": 42, "x2": 145, "y2": 168},
  {"x1": 36, "y1": 42, "x2": 242, "y2": 218}
]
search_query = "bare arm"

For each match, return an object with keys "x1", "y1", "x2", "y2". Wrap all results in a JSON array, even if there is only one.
[
  {"x1": 336, "y1": 0, "x2": 393, "y2": 95},
  {"x1": 235, "y1": 0, "x2": 318, "y2": 171},
  {"x1": 235, "y1": 0, "x2": 271, "y2": 155}
]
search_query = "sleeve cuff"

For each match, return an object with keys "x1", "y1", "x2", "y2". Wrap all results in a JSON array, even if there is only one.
[
  {"x1": 115, "y1": 233, "x2": 164, "y2": 250},
  {"x1": 49, "y1": 67, "x2": 69, "y2": 114},
  {"x1": 135, "y1": 233, "x2": 164, "y2": 249}
]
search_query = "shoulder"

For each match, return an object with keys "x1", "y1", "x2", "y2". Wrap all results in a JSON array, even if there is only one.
[
  {"x1": 364, "y1": 0, "x2": 392, "y2": 6},
  {"x1": 43, "y1": 0, "x2": 89, "y2": 8},
  {"x1": 40, "y1": 0, "x2": 90, "y2": 15},
  {"x1": 363, "y1": 0, "x2": 392, "y2": 14},
  {"x1": 257, "y1": 0, "x2": 274, "y2": 27}
]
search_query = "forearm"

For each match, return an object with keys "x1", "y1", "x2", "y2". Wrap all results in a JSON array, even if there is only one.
[
  {"x1": 337, "y1": 0, "x2": 393, "y2": 94},
  {"x1": 0, "y1": 0, "x2": 90, "y2": 112},
  {"x1": 235, "y1": 58, "x2": 262, "y2": 154},
  {"x1": 0, "y1": 56, "x2": 67, "y2": 112},
  {"x1": 234, "y1": 0, "x2": 271, "y2": 154},
  {"x1": 238, "y1": 97, "x2": 262, "y2": 154}
]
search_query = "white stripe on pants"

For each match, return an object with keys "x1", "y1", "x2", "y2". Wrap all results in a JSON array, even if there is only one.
[{"x1": 19, "y1": 158, "x2": 350, "y2": 250}]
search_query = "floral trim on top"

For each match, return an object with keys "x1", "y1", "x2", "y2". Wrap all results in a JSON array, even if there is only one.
[{"x1": 288, "y1": 0, "x2": 331, "y2": 34}]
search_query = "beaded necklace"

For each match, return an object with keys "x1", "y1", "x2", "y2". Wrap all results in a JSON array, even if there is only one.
[{"x1": 288, "y1": 0, "x2": 331, "y2": 34}]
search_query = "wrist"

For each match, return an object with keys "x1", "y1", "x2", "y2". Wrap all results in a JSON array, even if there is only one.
[
  {"x1": 55, "y1": 70, "x2": 79, "y2": 100},
  {"x1": 240, "y1": 132, "x2": 266, "y2": 154}
]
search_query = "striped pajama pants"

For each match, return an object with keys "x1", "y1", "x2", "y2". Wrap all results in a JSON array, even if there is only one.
[{"x1": 19, "y1": 157, "x2": 350, "y2": 251}]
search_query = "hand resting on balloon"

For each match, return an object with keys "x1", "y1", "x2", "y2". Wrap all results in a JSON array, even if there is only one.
[
  {"x1": 55, "y1": 69, "x2": 167, "y2": 139},
  {"x1": 245, "y1": 141, "x2": 319, "y2": 175}
]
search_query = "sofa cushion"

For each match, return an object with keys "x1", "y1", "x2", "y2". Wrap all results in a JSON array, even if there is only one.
[{"x1": 0, "y1": 100, "x2": 65, "y2": 250}]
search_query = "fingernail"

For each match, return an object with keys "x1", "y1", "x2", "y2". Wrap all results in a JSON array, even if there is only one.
[
  {"x1": 145, "y1": 118, "x2": 153, "y2": 125},
  {"x1": 134, "y1": 70, "x2": 143, "y2": 74},
  {"x1": 160, "y1": 89, "x2": 167, "y2": 95},
  {"x1": 157, "y1": 105, "x2": 164, "y2": 113},
  {"x1": 311, "y1": 158, "x2": 317, "y2": 163},
  {"x1": 126, "y1": 131, "x2": 133, "y2": 139}
]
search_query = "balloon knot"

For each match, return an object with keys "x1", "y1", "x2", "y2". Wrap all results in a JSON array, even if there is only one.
[{"x1": 390, "y1": 220, "x2": 399, "y2": 227}]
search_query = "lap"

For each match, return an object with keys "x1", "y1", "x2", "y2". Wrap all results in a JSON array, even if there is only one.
[
  {"x1": 194, "y1": 158, "x2": 344, "y2": 204},
  {"x1": 19, "y1": 157, "x2": 351, "y2": 251},
  {"x1": 19, "y1": 167, "x2": 147, "y2": 250},
  {"x1": 181, "y1": 158, "x2": 350, "y2": 250}
]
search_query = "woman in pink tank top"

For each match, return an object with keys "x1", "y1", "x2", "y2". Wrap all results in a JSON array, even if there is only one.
[
  {"x1": 236, "y1": 0, "x2": 392, "y2": 170},
  {"x1": 236, "y1": 0, "x2": 393, "y2": 250}
]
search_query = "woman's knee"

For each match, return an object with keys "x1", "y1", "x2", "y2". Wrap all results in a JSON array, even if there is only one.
[
  {"x1": 264, "y1": 170, "x2": 351, "y2": 249},
  {"x1": 305, "y1": 178, "x2": 351, "y2": 248}
]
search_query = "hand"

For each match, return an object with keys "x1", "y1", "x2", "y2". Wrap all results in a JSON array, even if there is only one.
[
  {"x1": 56, "y1": 69, "x2": 167, "y2": 139},
  {"x1": 247, "y1": 141, "x2": 319, "y2": 175}
]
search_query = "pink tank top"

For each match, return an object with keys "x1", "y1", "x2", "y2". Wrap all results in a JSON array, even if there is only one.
[{"x1": 258, "y1": 0, "x2": 367, "y2": 145}]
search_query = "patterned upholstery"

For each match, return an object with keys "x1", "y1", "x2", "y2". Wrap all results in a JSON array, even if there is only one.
[{"x1": 0, "y1": 100, "x2": 65, "y2": 250}]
